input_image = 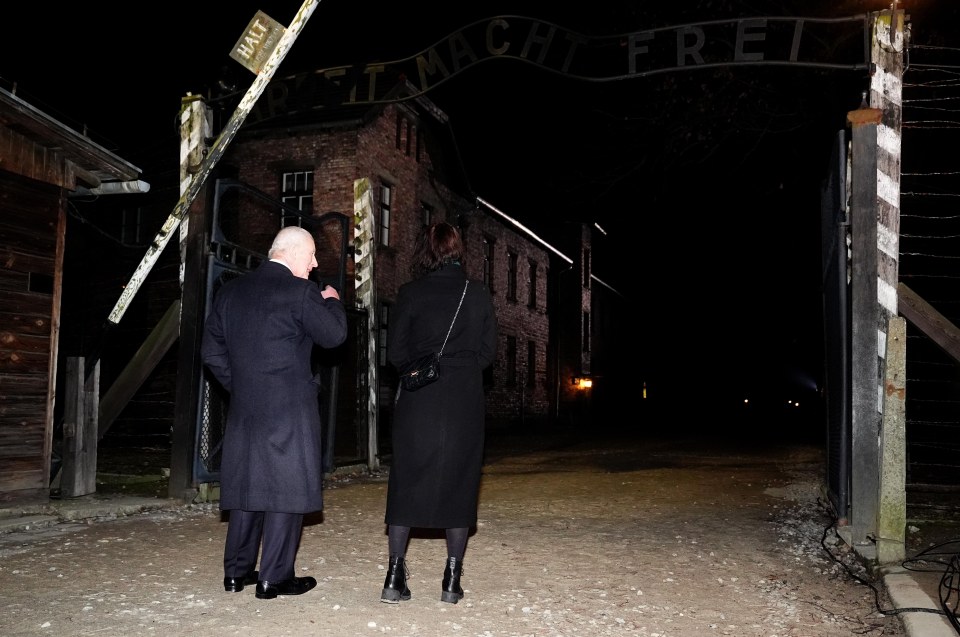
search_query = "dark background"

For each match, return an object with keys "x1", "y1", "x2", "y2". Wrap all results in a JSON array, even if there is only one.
[{"x1": 4, "y1": 1, "x2": 957, "y2": 430}]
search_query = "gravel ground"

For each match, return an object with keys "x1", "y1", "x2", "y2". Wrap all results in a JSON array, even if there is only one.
[{"x1": 0, "y1": 432, "x2": 931, "y2": 637}]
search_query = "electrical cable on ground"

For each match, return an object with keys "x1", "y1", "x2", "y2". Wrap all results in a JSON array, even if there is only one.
[
  {"x1": 815, "y1": 498, "x2": 955, "y2": 624},
  {"x1": 818, "y1": 500, "x2": 960, "y2": 634}
]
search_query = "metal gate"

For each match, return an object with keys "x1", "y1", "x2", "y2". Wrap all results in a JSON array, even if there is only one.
[
  {"x1": 192, "y1": 178, "x2": 362, "y2": 483},
  {"x1": 820, "y1": 130, "x2": 852, "y2": 523}
]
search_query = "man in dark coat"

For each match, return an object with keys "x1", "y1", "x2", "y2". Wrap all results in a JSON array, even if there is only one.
[{"x1": 201, "y1": 226, "x2": 347, "y2": 600}]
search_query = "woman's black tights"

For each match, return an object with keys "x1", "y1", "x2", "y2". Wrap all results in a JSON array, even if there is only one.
[
  {"x1": 445, "y1": 526, "x2": 468, "y2": 561},
  {"x1": 388, "y1": 524, "x2": 410, "y2": 558},
  {"x1": 387, "y1": 524, "x2": 469, "y2": 560}
]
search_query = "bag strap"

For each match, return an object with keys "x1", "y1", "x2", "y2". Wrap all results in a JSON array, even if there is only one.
[{"x1": 438, "y1": 280, "x2": 469, "y2": 356}]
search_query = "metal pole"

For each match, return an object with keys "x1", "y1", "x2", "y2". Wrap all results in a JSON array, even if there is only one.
[{"x1": 107, "y1": 0, "x2": 320, "y2": 324}]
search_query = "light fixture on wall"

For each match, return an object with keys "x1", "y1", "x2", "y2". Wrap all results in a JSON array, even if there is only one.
[{"x1": 571, "y1": 376, "x2": 593, "y2": 390}]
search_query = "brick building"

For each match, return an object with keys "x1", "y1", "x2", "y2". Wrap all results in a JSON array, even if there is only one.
[{"x1": 204, "y1": 85, "x2": 559, "y2": 463}]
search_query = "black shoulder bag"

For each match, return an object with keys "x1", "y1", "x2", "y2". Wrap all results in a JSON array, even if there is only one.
[{"x1": 399, "y1": 280, "x2": 469, "y2": 391}]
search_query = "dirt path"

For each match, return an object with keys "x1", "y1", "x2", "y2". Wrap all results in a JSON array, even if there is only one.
[{"x1": 0, "y1": 434, "x2": 906, "y2": 636}]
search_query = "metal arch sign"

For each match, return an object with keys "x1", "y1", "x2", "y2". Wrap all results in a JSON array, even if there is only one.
[{"x1": 245, "y1": 13, "x2": 872, "y2": 125}]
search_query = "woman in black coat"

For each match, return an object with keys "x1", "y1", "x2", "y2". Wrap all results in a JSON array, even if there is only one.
[{"x1": 381, "y1": 221, "x2": 498, "y2": 604}]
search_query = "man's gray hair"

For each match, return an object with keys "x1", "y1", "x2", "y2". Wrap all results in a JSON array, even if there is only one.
[{"x1": 268, "y1": 226, "x2": 312, "y2": 259}]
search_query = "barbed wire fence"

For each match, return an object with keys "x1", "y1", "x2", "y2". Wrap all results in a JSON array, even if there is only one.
[{"x1": 898, "y1": 38, "x2": 960, "y2": 633}]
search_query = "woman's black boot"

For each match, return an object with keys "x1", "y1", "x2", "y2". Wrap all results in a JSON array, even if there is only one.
[
  {"x1": 440, "y1": 557, "x2": 464, "y2": 604},
  {"x1": 380, "y1": 555, "x2": 411, "y2": 603}
]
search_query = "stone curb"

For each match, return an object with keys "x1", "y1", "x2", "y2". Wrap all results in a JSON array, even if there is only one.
[
  {"x1": 882, "y1": 567, "x2": 957, "y2": 637},
  {"x1": 0, "y1": 496, "x2": 183, "y2": 535}
]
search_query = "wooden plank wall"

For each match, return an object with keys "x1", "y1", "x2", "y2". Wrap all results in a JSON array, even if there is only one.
[
  {"x1": 0, "y1": 124, "x2": 70, "y2": 190},
  {"x1": 0, "y1": 171, "x2": 61, "y2": 497}
]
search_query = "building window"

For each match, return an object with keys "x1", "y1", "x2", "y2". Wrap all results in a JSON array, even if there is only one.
[
  {"x1": 506, "y1": 250, "x2": 518, "y2": 301},
  {"x1": 583, "y1": 311, "x2": 591, "y2": 353},
  {"x1": 526, "y1": 340, "x2": 536, "y2": 388},
  {"x1": 379, "y1": 304, "x2": 390, "y2": 367},
  {"x1": 281, "y1": 171, "x2": 313, "y2": 227},
  {"x1": 379, "y1": 182, "x2": 392, "y2": 247},
  {"x1": 396, "y1": 112, "x2": 418, "y2": 159},
  {"x1": 506, "y1": 335, "x2": 517, "y2": 386},
  {"x1": 420, "y1": 201, "x2": 433, "y2": 227},
  {"x1": 28, "y1": 272, "x2": 53, "y2": 295},
  {"x1": 482, "y1": 236, "x2": 495, "y2": 292},
  {"x1": 527, "y1": 259, "x2": 537, "y2": 309},
  {"x1": 582, "y1": 248, "x2": 591, "y2": 288}
]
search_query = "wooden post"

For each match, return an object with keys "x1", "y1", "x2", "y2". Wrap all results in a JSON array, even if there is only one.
[
  {"x1": 169, "y1": 96, "x2": 213, "y2": 501},
  {"x1": 61, "y1": 357, "x2": 99, "y2": 498},
  {"x1": 871, "y1": 8, "x2": 905, "y2": 561},
  {"x1": 877, "y1": 317, "x2": 906, "y2": 563},
  {"x1": 97, "y1": 300, "x2": 181, "y2": 438},
  {"x1": 353, "y1": 178, "x2": 379, "y2": 471}
]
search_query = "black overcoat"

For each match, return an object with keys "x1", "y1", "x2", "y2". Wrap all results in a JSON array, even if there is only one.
[
  {"x1": 201, "y1": 260, "x2": 347, "y2": 514},
  {"x1": 385, "y1": 263, "x2": 498, "y2": 528}
]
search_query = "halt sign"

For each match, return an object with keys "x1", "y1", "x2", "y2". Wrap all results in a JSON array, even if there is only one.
[{"x1": 229, "y1": 10, "x2": 285, "y2": 75}]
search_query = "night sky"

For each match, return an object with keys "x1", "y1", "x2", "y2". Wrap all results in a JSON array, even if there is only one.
[{"x1": 5, "y1": 1, "x2": 956, "y2": 424}]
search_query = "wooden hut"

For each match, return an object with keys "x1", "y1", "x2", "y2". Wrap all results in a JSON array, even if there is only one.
[{"x1": 0, "y1": 87, "x2": 144, "y2": 500}]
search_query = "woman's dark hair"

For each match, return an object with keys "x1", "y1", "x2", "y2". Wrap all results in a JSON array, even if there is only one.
[{"x1": 410, "y1": 221, "x2": 465, "y2": 277}]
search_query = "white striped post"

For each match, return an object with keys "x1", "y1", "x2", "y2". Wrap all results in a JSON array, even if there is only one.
[
  {"x1": 353, "y1": 178, "x2": 379, "y2": 470},
  {"x1": 870, "y1": 9, "x2": 907, "y2": 565}
]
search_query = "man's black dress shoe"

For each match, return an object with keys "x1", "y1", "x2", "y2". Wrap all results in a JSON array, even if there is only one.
[
  {"x1": 223, "y1": 570, "x2": 259, "y2": 593},
  {"x1": 255, "y1": 576, "x2": 318, "y2": 599}
]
